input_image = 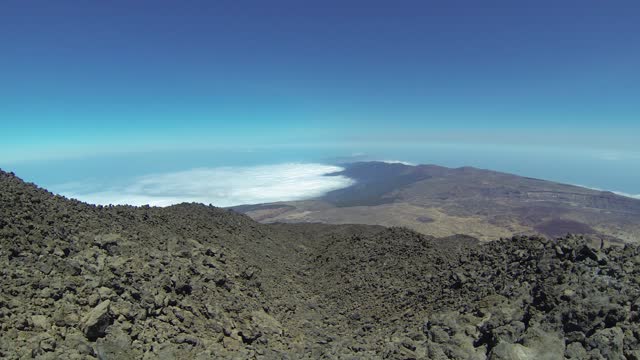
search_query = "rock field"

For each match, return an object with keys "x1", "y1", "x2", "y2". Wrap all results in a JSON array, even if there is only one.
[{"x1": 1, "y1": 169, "x2": 639, "y2": 359}]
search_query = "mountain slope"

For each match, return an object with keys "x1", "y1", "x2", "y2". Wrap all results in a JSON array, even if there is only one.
[
  {"x1": 235, "y1": 162, "x2": 640, "y2": 243},
  {"x1": 1, "y1": 169, "x2": 639, "y2": 359}
]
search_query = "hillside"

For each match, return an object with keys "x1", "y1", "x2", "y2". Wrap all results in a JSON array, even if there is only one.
[
  {"x1": 1, "y1": 169, "x2": 639, "y2": 359},
  {"x1": 234, "y1": 162, "x2": 640, "y2": 243}
]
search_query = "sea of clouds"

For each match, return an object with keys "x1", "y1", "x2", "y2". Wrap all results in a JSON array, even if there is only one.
[
  {"x1": 59, "y1": 163, "x2": 355, "y2": 207},
  {"x1": 615, "y1": 192, "x2": 640, "y2": 199},
  {"x1": 573, "y1": 184, "x2": 640, "y2": 200}
]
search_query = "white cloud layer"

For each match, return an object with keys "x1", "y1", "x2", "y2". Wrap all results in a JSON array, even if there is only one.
[
  {"x1": 612, "y1": 191, "x2": 640, "y2": 200},
  {"x1": 380, "y1": 160, "x2": 415, "y2": 166},
  {"x1": 60, "y1": 163, "x2": 355, "y2": 207},
  {"x1": 573, "y1": 184, "x2": 640, "y2": 200}
]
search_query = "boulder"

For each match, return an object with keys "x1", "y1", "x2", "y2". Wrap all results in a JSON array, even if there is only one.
[{"x1": 80, "y1": 300, "x2": 112, "y2": 341}]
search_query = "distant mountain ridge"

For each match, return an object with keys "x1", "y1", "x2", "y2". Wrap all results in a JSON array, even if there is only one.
[{"x1": 234, "y1": 161, "x2": 640, "y2": 242}]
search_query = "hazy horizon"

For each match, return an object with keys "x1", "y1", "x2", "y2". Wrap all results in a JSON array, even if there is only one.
[
  {"x1": 2, "y1": 1, "x2": 639, "y2": 205},
  {"x1": 3, "y1": 144, "x2": 639, "y2": 207}
]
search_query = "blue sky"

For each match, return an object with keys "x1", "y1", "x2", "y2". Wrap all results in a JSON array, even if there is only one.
[
  {"x1": 1, "y1": 1, "x2": 639, "y2": 203},
  {"x1": 2, "y1": 0, "x2": 639, "y2": 157}
]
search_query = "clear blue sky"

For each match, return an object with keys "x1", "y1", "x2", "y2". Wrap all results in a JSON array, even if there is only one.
[{"x1": 1, "y1": 0, "x2": 639, "y2": 163}]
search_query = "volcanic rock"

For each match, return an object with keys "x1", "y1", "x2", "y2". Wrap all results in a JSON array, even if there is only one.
[
  {"x1": 0, "y1": 169, "x2": 639, "y2": 358},
  {"x1": 80, "y1": 300, "x2": 113, "y2": 341}
]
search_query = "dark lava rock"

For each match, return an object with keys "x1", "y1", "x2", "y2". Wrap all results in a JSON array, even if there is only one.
[
  {"x1": 1, "y1": 169, "x2": 639, "y2": 359},
  {"x1": 80, "y1": 300, "x2": 113, "y2": 341}
]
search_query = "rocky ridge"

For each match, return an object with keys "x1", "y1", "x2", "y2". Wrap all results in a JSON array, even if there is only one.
[
  {"x1": 1, "y1": 169, "x2": 639, "y2": 359},
  {"x1": 235, "y1": 162, "x2": 640, "y2": 243}
]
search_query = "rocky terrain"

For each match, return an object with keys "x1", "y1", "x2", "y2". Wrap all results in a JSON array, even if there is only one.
[
  {"x1": 235, "y1": 162, "x2": 640, "y2": 243},
  {"x1": 1, "y1": 168, "x2": 640, "y2": 359}
]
